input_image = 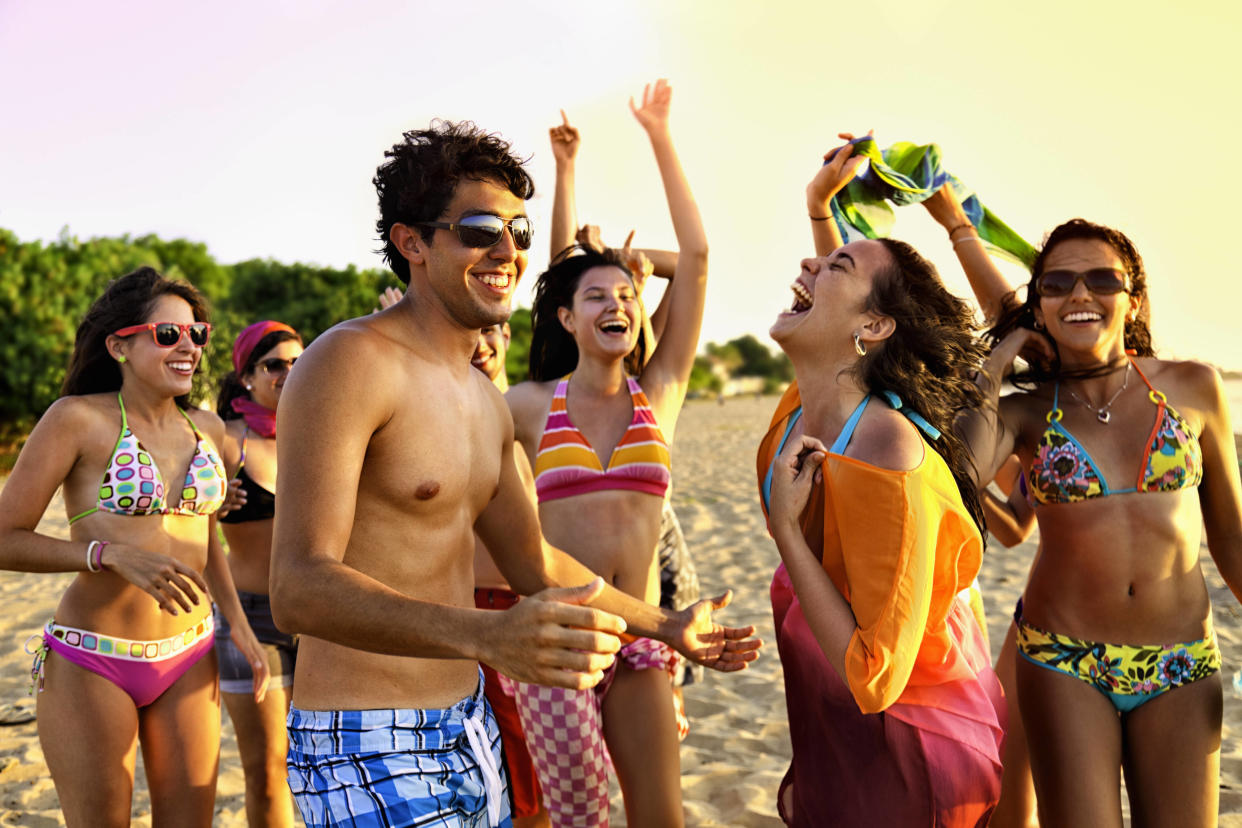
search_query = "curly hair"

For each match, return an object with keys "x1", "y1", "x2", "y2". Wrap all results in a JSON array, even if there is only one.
[
  {"x1": 987, "y1": 218, "x2": 1153, "y2": 383},
  {"x1": 62, "y1": 267, "x2": 210, "y2": 410},
  {"x1": 528, "y1": 247, "x2": 646, "y2": 381},
  {"x1": 216, "y1": 328, "x2": 303, "y2": 419},
  {"x1": 860, "y1": 239, "x2": 989, "y2": 536},
  {"x1": 374, "y1": 120, "x2": 535, "y2": 285}
]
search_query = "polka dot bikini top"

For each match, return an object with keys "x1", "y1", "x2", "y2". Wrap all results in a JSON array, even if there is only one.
[{"x1": 68, "y1": 393, "x2": 227, "y2": 524}]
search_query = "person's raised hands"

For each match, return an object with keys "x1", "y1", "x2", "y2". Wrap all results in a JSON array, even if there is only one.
[
  {"x1": 807, "y1": 131, "x2": 870, "y2": 209},
  {"x1": 619, "y1": 230, "x2": 655, "y2": 294},
  {"x1": 629, "y1": 79, "x2": 673, "y2": 136},
  {"x1": 549, "y1": 109, "x2": 581, "y2": 166},
  {"x1": 922, "y1": 182, "x2": 971, "y2": 234},
  {"x1": 575, "y1": 224, "x2": 605, "y2": 254}
]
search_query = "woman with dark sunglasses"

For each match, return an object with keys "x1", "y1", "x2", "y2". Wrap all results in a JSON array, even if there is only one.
[
  {"x1": 920, "y1": 175, "x2": 1242, "y2": 825},
  {"x1": 0, "y1": 267, "x2": 269, "y2": 826},
  {"x1": 214, "y1": 320, "x2": 305, "y2": 827},
  {"x1": 504, "y1": 79, "x2": 715, "y2": 827}
]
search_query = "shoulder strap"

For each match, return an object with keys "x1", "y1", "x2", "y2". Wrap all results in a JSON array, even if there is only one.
[
  {"x1": 878, "y1": 390, "x2": 942, "y2": 440},
  {"x1": 830, "y1": 396, "x2": 871, "y2": 455}
]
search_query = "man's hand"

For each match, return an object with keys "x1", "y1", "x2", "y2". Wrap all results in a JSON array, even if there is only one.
[
  {"x1": 485, "y1": 578, "x2": 626, "y2": 689},
  {"x1": 670, "y1": 590, "x2": 762, "y2": 672},
  {"x1": 549, "y1": 109, "x2": 581, "y2": 166}
]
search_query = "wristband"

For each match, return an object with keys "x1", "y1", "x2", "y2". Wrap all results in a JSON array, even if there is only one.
[
  {"x1": 953, "y1": 234, "x2": 981, "y2": 248},
  {"x1": 95, "y1": 540, "x2": 110, "y2": 572},
  {"x1": 946, "y1": 222, "x2": 973, "y2": 239},
  {"x1": 808, "y1": 215, "x2": 831, "y2": 222}
]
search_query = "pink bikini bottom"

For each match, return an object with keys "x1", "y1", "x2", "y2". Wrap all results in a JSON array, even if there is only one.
[{"x1": 35, "y1": 616, "x2": 215, "y2": 708}]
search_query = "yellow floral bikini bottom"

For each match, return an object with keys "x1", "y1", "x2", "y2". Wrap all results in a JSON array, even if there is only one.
[{"x1": 1014, "y1": 600, "x2": 1220, "y2": 714}]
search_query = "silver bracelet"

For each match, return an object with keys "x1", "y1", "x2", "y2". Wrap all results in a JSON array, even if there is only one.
[
  {"x1": 86, "y1": 540, "x2": 101, "y2": 573},
  {"x1": 952, "y1": 234, "x2": 980, "y2": 248}
]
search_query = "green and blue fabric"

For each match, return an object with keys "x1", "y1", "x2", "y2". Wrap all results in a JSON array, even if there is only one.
[{"x1": 828, "y1": 137, "x2": 1036, "y2": 268}]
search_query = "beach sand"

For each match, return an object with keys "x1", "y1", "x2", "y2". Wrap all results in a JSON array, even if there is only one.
[{"x1": 1, "y1": 398, "x2": 1240, "y2": 825}]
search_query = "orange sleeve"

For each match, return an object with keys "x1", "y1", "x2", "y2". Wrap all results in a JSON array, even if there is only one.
[{"x1": 826, "y1": 458, "x2": 935, "y2": 714}]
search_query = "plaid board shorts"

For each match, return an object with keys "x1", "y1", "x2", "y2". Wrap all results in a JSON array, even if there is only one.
[{"x1": 286, "y1": 671, "x2": 512, "y2": 827}]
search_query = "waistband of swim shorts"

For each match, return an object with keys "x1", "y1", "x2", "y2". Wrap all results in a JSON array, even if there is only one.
[{"x1": 287, "y1": 668, "x2": 490, "y2": 755}]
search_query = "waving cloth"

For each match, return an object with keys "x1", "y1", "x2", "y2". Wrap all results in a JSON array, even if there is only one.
[{"x1": 828, "y1": 136, "x2": 1036, "y2": 268}]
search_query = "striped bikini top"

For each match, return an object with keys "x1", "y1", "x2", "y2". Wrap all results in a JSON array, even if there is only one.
[
  {"x1": 69, "y1": 393, "x2": 228, "y2": 524},
  {"x1": 1027, "y1": 357, "x2": 1202, "y2": 506},
  {"x1": 533, "y1": 375, "x2": 671, "y2": 503}
]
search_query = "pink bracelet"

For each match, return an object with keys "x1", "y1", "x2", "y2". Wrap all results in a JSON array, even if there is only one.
[{"x1": 94, "y1": 540, "x2": 110, "y2": 572}]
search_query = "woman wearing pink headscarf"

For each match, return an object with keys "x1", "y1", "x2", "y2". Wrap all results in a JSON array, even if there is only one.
[{"x1": 215, "y1": 320, "x2": 305, "y2": 828}]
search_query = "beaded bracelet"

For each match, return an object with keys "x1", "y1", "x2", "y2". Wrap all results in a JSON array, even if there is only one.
[
  {"x1": 808, "y1": 215, "x2": 830, "y2": 222},
  {"x1": 946, "y1": 222, "x2": 974, "y2": 239}
]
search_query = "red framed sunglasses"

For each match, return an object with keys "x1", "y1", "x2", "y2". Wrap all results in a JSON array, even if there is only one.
[{"x1": 113, "y1": 322, "x2": 212, "y2": 347}]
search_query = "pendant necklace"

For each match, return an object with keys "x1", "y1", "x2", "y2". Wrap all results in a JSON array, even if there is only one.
[{"x1": 1065, "y1": 361, "x2": 1131, "y2": 424}]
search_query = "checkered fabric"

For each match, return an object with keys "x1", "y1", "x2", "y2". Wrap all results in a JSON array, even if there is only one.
[
  {"x1": 507, "y1": 637, "x2": 682, "y2": 827},
  {"x1": 286, "y1": 674, "x2": 512, "y2": 828}
]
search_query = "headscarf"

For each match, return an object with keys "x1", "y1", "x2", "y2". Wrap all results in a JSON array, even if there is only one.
[{"x1": 230, "y1": 320, "x2": 297, "y2": 437}]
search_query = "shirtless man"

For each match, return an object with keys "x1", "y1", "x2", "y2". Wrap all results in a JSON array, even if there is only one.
[{"x1": 270, "y1": 121, "x2": 759, "y2": 827}]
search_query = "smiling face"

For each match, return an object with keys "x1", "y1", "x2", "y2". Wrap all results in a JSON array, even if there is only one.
[
  {"x1": 770, "y1": 240, "x2": 890, "y2": 355},
  {"x1": 109, "y1": 294, "x2": 203, "y2": 397},
  {"x1": 471, "y1": 322, "x2": 511, "y2": 385},
  {"x1": 243, "y1": 338, "x2": 304, "y2": 410},
  {"x1": 402, "y1": 177, "x2": 529, "y2": 331},
  {"x1": 556, "y1": 265, "x2": 640, "y2": 361},
  {"x1": 1034, "y1": 238, "x2": 1141, "y2": 362}
]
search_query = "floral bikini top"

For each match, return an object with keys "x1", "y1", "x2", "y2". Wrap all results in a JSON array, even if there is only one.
[
  {"x1": 1027, "y1": 358, "x2": 1202, "y2": 506},
  {"x1": 68, "y1": 393, "x2": 228, "y2": 523}
]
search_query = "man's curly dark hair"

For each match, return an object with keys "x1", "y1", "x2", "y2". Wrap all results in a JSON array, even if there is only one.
[{"x1": 373, "y1": 120, "x2": 535, "y2": 285}]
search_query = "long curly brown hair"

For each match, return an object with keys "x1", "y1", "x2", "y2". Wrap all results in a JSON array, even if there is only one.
[{"x1": 859, "y1": 239, "x2": 989, "y2": 536}]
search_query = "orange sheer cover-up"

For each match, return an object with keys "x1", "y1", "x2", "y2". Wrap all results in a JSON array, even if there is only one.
[{"x1": 758, "y1": 382, "x2": 1006, "y2": 827}]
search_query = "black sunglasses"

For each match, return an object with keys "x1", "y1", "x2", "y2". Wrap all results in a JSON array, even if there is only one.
[
  {"x1": 257, "y1": 357, "x2": 297, "y2": 375},
  {"x1": 113, "y1": 322, "x2": 212, "y2": 347},
  {"x1": 1035, "y1": 268, "x2": 1127, "y2": 298},
  {"x1": 417, "y1": 214, "x2": 533, "y2": 251}
]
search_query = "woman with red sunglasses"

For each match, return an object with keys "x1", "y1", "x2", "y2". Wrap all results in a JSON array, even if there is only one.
[
  {"x1": 0, "y1": 266, "x2": 269, "y2": 826},
  {"x1": 922, "y1": 178, "x2": 1242, "y2": 825},
  {"x1": 214, "y1": 320, "x2": 305, "y2": 828}
]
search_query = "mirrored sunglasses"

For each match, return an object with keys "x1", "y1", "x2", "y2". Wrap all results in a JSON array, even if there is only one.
[
  {"x1": 417, "y1": 214, "x2": 533, "y2": 250},
  {"x1": 1035, "y1": 268, "x2": 1127, "y2": 298},
  {"x1": 113, "y1": 322, "x2": 212, "y2": 347}
]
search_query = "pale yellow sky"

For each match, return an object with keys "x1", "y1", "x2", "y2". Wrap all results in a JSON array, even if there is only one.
[{"x1": 3, "y1": 0, "x2": 1239, "y2": 368}]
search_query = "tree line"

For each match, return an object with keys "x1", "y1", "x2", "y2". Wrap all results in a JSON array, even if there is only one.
[{"x1": 0, "y1": 228, "x2": 788, "y2": 455}]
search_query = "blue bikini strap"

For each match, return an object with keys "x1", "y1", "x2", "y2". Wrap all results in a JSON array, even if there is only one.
[
  {"x1": 878, "y1": 390, "x2": 942, "y2": 441},
  {"x1": 829, "y1": 396, "x2": 871, "y2": 455},
  {"x1": 762, "y1": 407, "x2": 803, "y2": 514}
]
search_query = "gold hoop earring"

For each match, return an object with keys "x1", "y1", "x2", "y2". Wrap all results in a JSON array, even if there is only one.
[
  {"x1": 1033, "y1": 319, "x2": 1045, "y2": 331},
  {"x1": 853, "y1": 332, "x2": 867, "y2": 357}
]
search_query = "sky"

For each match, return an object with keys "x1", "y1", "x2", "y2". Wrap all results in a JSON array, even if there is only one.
[{"x1": 3, "y1": 0, "x2": 1240, "y2": 369}]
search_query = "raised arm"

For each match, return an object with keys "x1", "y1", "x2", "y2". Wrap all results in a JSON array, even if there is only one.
[
  {"x1": 807, "y1": 133, "x2": 868, "y2": 256},
  {"x1": 548, "y1": 109, "x2": 581, "y2": 259},
  {"x1": 921, "y1": 183, "x2": 1014, "y2": 325},
  {"x1": 629, "y1": 79, "x2": 708, "y2": 422}
]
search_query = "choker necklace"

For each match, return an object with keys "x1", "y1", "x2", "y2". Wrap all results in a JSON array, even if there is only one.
[{"x1": 1065, "y1": 361, "x2": 1131, "y2": 424}]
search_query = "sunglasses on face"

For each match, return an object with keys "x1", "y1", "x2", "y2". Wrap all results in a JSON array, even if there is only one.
[
  {"x1": 113, "y1": 322, "x2": 212, "y2": 347},
  {"x1": 1035, "y1": 268, "x2": 1128, "y2": 298},
  {"x1": 257, "y1": 357, "x2": 297, "y2": 375},
  {"x1": 417, "y1": 214, "x2": 533, "y2": 251}
]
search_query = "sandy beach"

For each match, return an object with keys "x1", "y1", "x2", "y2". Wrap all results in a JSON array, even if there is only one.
[{"x1": 1, "y1": 396, "x2": 1240, "y2": 826}]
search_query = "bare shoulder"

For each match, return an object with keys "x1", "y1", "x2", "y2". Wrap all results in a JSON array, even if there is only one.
[
  {"x1": 504, "y1": 379, "x2": 557, "y2": 443},
  {"x1": 186, "y1": 406, "x2": 226, "y2": 446},
  {"x1": 849, "y1": 404, "x2": 924, "y2": 471}
]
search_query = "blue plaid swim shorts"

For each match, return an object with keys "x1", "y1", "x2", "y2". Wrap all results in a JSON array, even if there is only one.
[{"x1": 286, "y1": 672, "x2": 512, "y2": 827}]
